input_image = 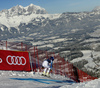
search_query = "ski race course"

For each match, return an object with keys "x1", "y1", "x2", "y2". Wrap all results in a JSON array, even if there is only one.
[
  {"x1": 0, "y1": 41, "x2": 99, "y2": 88},
  {"x1": 0, "y1": 71, "x2": 75, "y2": 88},
  {"x1": 0, "y1": 71, "x2": 100, "y2": 88}
]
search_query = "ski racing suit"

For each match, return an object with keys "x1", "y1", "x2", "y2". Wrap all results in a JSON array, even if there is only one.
[{"x1": 42, "y1": 58, "x2": 53, "y2": 76}]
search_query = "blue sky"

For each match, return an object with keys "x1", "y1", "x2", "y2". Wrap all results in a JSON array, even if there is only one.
[{"x1": 0, "y1": 0, "x2": 100, "y2": 14}]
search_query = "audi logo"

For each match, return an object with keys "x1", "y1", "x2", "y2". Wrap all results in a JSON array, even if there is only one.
[{"x1": 6, "y1": 55, "x2": 26, "y2": 65}]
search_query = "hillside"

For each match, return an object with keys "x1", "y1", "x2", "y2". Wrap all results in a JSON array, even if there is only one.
[
  {"x1": 0, "y1": 4, "x2": 100, "y2": 77},
  {"x1": 0, "y1": 4, "x2": 100, "y2": 51}
]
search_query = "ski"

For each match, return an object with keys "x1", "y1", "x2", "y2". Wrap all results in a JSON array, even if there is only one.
[{"x1": 41, "y1": 74, "x2": 52, "y2": 78}]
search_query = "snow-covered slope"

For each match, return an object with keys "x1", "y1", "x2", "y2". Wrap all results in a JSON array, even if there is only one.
[
  {"x1": 0, "y1": 13, "x2": 60, "y2": 28},
  {"x1": 71, "y1": 50, "x2": 96, "y2": 68},
  {"x1": 0, "y1": 71, "x2": 73, "y2": 88},
  {"x1": 70, "y1": 50, "x2": 100, "y2": 77},
  {"x1": 0, "y1": 70, "x2": 99, "y2": 88},
  {"x1": 60, "y1": 78, "x2": 100, "y2": 88}
]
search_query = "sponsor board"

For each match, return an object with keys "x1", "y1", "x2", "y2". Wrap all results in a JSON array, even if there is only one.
[{"x1": 0, "y1": 50, "x2": 31, "y2": 71}]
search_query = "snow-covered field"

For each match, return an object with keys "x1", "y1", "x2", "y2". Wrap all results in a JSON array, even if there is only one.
[
  {"x1": 71, "y1": 50, "x2": 100, "y2": 72},
  {"x1": 0, "y1": 70, "x2": 99, "y2": 88}
]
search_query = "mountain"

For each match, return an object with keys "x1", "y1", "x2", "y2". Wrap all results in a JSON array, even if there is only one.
[
  {"x1": 92, "y1": 6, "x2": 100, "y2": 12},
  {"x1": 0, "y1": 4, "x2": 47, "y2": 17},
  {"x1": 1, "y1": 4, "x2": 100, "y2": 77},
  {"x1": 0, "y1": 4, "x2": 60, "y2": 28},
  {"x1": 0, "y1": 4, "x2": 48, "y2": 27},
  {"x1": 0, "y1": 4, "x2": 100, "y2": 53}
]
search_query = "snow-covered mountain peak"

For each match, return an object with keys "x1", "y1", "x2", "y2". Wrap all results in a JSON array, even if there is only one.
[
  {"x1": 26, "y1": 3, "x2": 43, "y2": 10},
  {"x1": 25, "y1": 3, "x2": 47, "y2": 14},
  {"x1": 13, "y1": 5, "x2": 23, "y2": 9},
  {"x1": 0, "y1": 4, "x2": 60, "y2": 28},
  {"x1": 92, "y1": 6, "x2": 100, "y2": 12},
  {"x1": 0, "y1": 4, "x2": 47, "y2": 17}
]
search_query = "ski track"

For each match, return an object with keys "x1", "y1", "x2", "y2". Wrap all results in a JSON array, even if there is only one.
[
  {"x1": 0, "y1": 71, "x2": 74, "y2": 88},
  {"x1": 0, "y1": 64, "x2": 99, "y2": 88}
]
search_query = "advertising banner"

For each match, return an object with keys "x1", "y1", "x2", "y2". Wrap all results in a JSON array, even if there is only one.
[{"x1": 0, "y1": 50, "x2": 31, "y2": 71}]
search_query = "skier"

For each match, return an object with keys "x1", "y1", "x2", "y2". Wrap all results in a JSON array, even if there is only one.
[{"x1": 42, "y1": 56, "x2": 54, "y2": 77}]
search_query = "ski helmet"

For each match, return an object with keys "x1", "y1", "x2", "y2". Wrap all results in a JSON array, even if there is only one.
[{"x1": 50, "y1": 56, "x2": 54, "y2": 61}]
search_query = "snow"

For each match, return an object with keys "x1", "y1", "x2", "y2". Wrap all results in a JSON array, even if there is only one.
[
  {"x1": 70, "y1": 50, "x2": 100, "y2": 72},
  {"x1": 0, "y1": 3, "x2": 61, "y2": 28},
  {"x1": 60, "y1": 78, "x2": 100, "y2": 88},
  {"x1": 43, "y1": 36, "x2": 59, "y2": 40},
  {"x1": 0, "y1": 70, "x2": 99, "y2": 88},
  {"x1": 0, "y1": 13, "x2": 61, "y2": 28},
  {"x1": 53, "y1": 47, "x2": 64, "y2": 50},
  {"x1": 38, "y1": 44, "x2": 54, "y2": 48},
  {"x1": 89, "y1": 29, "x2": 100, "y2": 37},
  {"x1": 30, "y1": 37, "x2": 67, "y2": 48},
  {"x1": 93, "y1": 6, "x2": 100, "y2": 11},
  {"x1": 0, "y1": 71, "x2": 73, "y2": 88},
  {"x1": 25, "y1": 3, "x2": 45, "y2": 11},
  {"x1": 0, "y1": 45, "x2": 100, "y2": 88}
]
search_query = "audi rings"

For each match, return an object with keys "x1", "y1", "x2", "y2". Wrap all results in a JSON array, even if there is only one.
[{"x1": 6, "y1": 55, "x2": 26, "y2": 65}]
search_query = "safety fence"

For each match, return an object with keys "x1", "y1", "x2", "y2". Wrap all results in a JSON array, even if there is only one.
[{"x1": 0, "y1": 41, "x2": 97, "y2": 82}]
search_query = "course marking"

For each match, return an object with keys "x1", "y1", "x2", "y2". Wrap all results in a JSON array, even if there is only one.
[{"x1": 10, "y1": 78, "x2": 75, "y2": 84}]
